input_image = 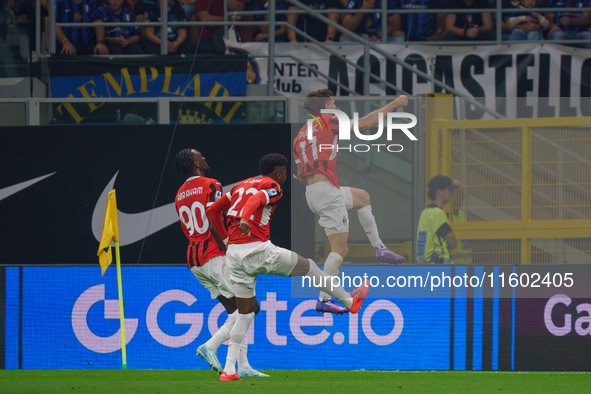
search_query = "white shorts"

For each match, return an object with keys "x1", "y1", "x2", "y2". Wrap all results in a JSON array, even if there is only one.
[
  {"x1": 190, "y1": 255, "x2": 234, "y2": 300},
  {"x1": 305, "y1": 181, "x2": 350, "y2": 236},
  {"x1": 225, "y1": 241, "x2": 296, "y2": 298}
]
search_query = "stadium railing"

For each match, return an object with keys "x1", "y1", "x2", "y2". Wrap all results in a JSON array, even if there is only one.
[{"x1": 430, "y1": 112, "x2": 591, "y2": 264}]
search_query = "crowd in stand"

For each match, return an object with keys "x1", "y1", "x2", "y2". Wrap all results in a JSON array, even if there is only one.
[{"x1": 3, "y1": 0, "x2": 591, "y2": 55}]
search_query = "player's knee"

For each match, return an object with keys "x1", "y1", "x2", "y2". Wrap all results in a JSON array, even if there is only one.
[
  {"x1": 219, "y1": 296, "x2": 237, "y2": 314},
  {"x1": 291, "y1": 255, "x2": 311, "y2": 276},
  {"x1": 352, "y1": 188, "x2": 370, "y2": 208},
  {"x1": 236, "y1": 296, "x2": 258, "y2": 314},
  {"x1": 358, "y1": 189, "x2": 371, "y2": 207}
]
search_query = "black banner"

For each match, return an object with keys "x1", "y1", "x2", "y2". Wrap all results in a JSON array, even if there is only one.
[
  {"x1": 515, "y1": 296, "x2": 591, "y2": 371},
  {"x1": 0, "y1": 124, "x2": 291, "y2": 264},
  {"x1": 48, "y1": 54, "x2": 247, "y2": 78}
]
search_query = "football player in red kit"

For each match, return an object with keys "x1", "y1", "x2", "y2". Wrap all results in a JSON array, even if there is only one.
[
  {"x1": 174, "y1": 148, "x2": 267, "y2": 378},
  {"x1": 206, "y1": 153, "x2": 369, "y2": 381},
  {"x1": 293, "y1": 89, "x2": 408, "y2": 314}
]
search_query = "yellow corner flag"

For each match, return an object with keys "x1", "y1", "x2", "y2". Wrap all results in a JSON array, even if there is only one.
[
  {"x1": 97, "y1": 189, "x2": 119, "y2": 276},
  {"x1": 96, "y1": 189, "x2": 128, "y2": 369}
]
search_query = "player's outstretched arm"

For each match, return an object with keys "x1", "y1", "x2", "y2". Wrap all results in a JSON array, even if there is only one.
[
  {"x1": 240, "y1": 191, "x2": 267, "y2": 221},
  {"x1": 238, "y1": 191, "x2": 267, "y2": 236},
  {"x1": 356, "y1": 95, "x2": 408, "y2": 131},
  {"x1": 206, "y1": 196, "x2": 231, "y2": 240}
]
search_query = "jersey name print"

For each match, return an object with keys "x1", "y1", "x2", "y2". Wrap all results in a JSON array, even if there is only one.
[{"x1": 175, "y1": 175, "x2": 224, "y2": 268}]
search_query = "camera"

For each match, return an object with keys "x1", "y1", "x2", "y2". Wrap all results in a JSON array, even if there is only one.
[{"x1": 431, "y1": 252, "x2": 444, "y2": 264}]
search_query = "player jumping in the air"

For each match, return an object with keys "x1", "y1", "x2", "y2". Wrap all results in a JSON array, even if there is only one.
[
  {"x1": 293, "y1": 89, "x2": 408, "y2": 314},
  {"x1": 206, "y1": 153, "x2": 369, "y2": 381},
  {"x1": 174, "y1": 148, "x2": 267, "y2": 378}
]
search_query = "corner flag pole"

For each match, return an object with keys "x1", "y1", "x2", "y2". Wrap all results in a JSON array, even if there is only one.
[
  {"x1": 97, "y1": 189, "x2": 128, "y2": 369},
  {"x1": 114, "y1": 239, "x2": 127, "y2": 369}
]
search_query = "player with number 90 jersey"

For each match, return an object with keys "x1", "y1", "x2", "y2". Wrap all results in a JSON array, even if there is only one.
[
  {"x1": 293, "y1": 113, "x2": 340, "y2": 188},
  {"x1": 175, "y1": 176, "x2": 225, "y2": 268},
  {"x1": 209, "y1": 176, "x2": 283, "y2": 244}
]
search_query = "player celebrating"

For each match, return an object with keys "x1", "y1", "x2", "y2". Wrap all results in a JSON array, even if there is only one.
[
  {"x1": 293, "y1": 89, "x2": 408, "y2": 315},
  {"x1": 174, "y1": 148, "x2": 267, "y2": 378},
  {"x1": 206, "y1": 153, "x2": 369, "y2": 381}
]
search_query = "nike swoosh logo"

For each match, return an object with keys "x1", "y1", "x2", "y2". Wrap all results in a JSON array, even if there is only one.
[
  {"x1": 0, "y1": 173, "x2": 56, "y2": 202},
  {"x1": 92, "y1": 172, "x2": 243, "y2": 246}
]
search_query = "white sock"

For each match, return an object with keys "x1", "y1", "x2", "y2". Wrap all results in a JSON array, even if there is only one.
[
  {"x1": 319, "y1": 252, "x2": 343, "y2": 302},
  {"x1": 223, "y1": 312, "x2": 254, "y2": 375},
  {"x1": 204, "y1": 310, "x2": 237, "y2": 351},
  {"x1": 305, "y1": 259, "x2": 352, "y2": 308},
  {"x1": 237, "y1": 337, "x2": 251, "y2": 370},
  {"x1": 357, "y1": 205, "x2": 385, "y2": 249}
]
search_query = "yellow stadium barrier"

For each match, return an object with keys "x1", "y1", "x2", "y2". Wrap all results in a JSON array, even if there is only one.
[{"x1": 429, "y1": 115, "x2": 591, "y2": 264}]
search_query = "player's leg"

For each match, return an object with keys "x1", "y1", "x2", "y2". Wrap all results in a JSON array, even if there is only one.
[
  {"x1": 220, "y1": 246, "x2": 262, "y2": 381},
  {"x1": 204, "y1": 296, "x2": 237, "y2": 351},
  {"x1": 306, "y1": 182, "x2": 351, "y2": 307},
  {"x1": 191, "y1": 259, "x2": 237, "y2": 373},
  {"x1": 193, "y1": 255, "x2": 263, "y2": 375},
  {"x1": 220, "y1": 290, "x2": 268, "y2": 378},
  {"x1": 255, "y1": 241, "x2": 367, "y2": 314},
  {"x1": 345, "y1": 186, "x2": 405, "y2": 263},
  {"x1": 233, "y1": 298, "x2": 269, "y2": 378},
  {"x1": 318, "y1": 231, "x2": 348, "y2": 305},
  {"x1": 221, "y1": 295, "x2": 259, "y2": 381},
  {"x1": 196, "y1": 295, "x2": 237, "y2": 373},
  {"x1": 290, "y1": 253, "x2": 369, "y2": 313}
]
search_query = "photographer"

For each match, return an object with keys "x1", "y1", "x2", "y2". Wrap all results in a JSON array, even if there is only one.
[{"x1": 416, "y1": 175, "x2": 458, "y2": 264}]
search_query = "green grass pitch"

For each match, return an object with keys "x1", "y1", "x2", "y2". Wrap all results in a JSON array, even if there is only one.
[{"x1": 1, "y1": 370, "x2": 590, "y2": 393}]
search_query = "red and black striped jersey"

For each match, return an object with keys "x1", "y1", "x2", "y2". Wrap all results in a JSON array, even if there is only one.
[
  {"x1": 209, "y1": 176, "x2": 283, "y2": 244},
  {"x1": 175, "y1": 176, "x2": 225, "y2": 268},
  {"x1": 293, "y1": 113, "x2": 340, "y2": 188}
]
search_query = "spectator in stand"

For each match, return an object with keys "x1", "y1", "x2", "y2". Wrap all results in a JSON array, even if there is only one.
[
  {"x1": 396, "y1": 0, "x2": 447, "y2": 42},
  {"x1": 143, "y1": 0, "x2": 192, "y2": 54},
  {"x1": 124, "y1": 0, "x2": 142, "y2": 12},
  {"x1": 505, "y1": 0, "x2": 549, "y2": 41},
  {"x1": 10, "y1": 0, "x2": 38, "y2": 59},
  {"x1": 443, "y1": 0, "x2": 495, "y2": 41},
  {"x1": 177, "y1": 0, "x2": 197, "y2": 20},
  {"x1": 0, "y1": 0, "x2": 14, "y2": 39},
  {"x1": 375, "y1": 4, "x2": 404, "y2": 42},
  {"x1": 251, "y1": 0, "x2": 288, "y2": 42},
  {"x1": 501, "y1": 0, "x2": 520, "y2": 40},
  {"x1": 12, "y1": 0, "x2": 33, "y2": 22},
  {"x1": 0, "y1": 0, "x2": 13, "y2": 23},
  {"x1": 133, "y1": 0, "x2": 154, "y2": 41},
  {"x1": 546, "y1": 0, "x2": 591, "y2": 49},
  {"x1": 341, "y1": 0, "x2": 402, "y2": 43},
  {"x1": 99, "y1": 0, "x2": 143, "y2": 53},
  {"x1": 286, "y1": 0, "x2": 342, "y2": 43},
  {"x1": 55, "y1": 0, "x2": 109, "y2": 55},
  {"x1": 192, "y1": 0, "x2": 249, "y2": 53}
]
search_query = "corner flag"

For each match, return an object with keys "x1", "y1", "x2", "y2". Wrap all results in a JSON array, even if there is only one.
[
  {"x1": 95, "y1": 188, "x2": 128, "y2": 369},
  {"x1": 97, "y1": 189, "x2": 119, "y2": 276}
]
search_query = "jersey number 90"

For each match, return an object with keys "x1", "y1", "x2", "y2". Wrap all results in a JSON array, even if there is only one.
[{"x1": 179, "y1": 201, "x2": 208, "y2": 235}]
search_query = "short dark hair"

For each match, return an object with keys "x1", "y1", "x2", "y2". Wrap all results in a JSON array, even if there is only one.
[
  {"x1": 304, "y1": 89, "x2": 334, "y2": 112},
  {"x1": 175, "y1": 148, "x2": 194, "y2": 177},
  {"x1": 259, "y1": 153, "x2": 288, "y2": 175},
  {"x1": 427, "y1": 175, "x2": 457, "y2": 201}
]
